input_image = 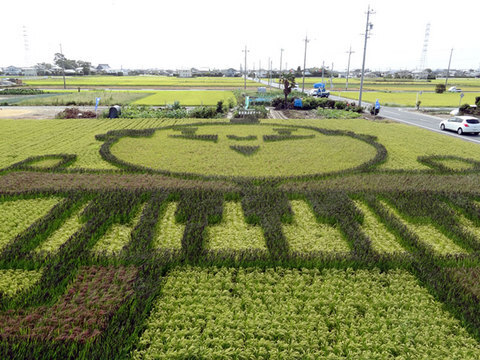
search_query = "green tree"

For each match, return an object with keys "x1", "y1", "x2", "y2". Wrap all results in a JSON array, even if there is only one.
[{"x1": 280, "y1": 73, "x2": 296, "y2": 109}]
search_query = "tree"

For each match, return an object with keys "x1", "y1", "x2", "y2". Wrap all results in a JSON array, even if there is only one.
[
  {"x1": 54, "y1": 53, "x2": 77, "y2": 70},
  {"x1": 280, "y1": 73, "x2": 296, "y2": 109},
  {"x1": 77, "y1": 61, "x2": 91, "y2": 75}
]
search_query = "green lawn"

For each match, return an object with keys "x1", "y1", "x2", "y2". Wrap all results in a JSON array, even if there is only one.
[{"x1": 133, "y1": 90, "x2": 236, "y2": 106}]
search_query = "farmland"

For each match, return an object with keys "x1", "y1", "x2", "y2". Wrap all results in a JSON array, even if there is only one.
[
  {"x1": 336, "y1": 90, "x2": 480, "y2": 107},
  {"x1": 287, "y1": 77, "x2": 480, "y2": 92},
  {"x1": 2, "y1": 116, "x2": 480, "y2": 358},
  {"x1": 133, "y1": 90, "x2": 236, "y2": 106},
  {"x1": 21, "y1": 76, "x2": 259, "y2": 88}
]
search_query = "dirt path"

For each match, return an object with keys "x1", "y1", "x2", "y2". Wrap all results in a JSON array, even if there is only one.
[{"x1": 0, "y1": 106, "x2": 108, "y2": 119}]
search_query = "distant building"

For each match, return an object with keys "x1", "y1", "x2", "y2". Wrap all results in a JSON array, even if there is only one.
[
  {"x1": 96, "y1": 64, "x2": 111, "y2": 71},
  {"x1": 178, "y1": 69, "x2": 192, "y2": 78},
  {"x1": 4, "y1": 66, "x2": 22, "y2": 76},
  {"x1": 23, "y1": 67, "x2": 37, "y2": 77}
]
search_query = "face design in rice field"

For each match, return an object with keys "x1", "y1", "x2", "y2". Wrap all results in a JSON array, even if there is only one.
[{"x1": 109, "y1": 124, "x2": 382, "y2": 179}]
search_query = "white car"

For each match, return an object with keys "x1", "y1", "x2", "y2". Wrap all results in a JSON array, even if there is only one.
[
  {"x1": 440, "y1": 116, "x2": 480, "y2": 135},
  {"x1": 448, "y1": 86, "x2": 462, "y2": 93}
]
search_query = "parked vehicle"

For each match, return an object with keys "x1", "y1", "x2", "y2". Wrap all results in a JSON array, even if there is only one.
[
  {"x1": 439, "y1": 116, "x2": 480, "y2": 135},
  {"x1": 448, "y1": 86, "x2": 462, "y2": 93},
  {"x1": 310, "y1": 88, "x2": 330, "y2": 98}
]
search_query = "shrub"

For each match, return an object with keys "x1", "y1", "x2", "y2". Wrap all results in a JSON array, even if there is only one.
[
  {"x1": 216, "y1": 100, "x2": 224, "y2": 114},
  {"x1": 334, "y1": 101, "x2": 346, "y2": 110},
  {"x1": 0, "y1": 88, "x2": 44, "y2": 95},
  {"x1": 435, "y1": 84, "x2": 446, "y2": 94},
  {"x1": 56, "y1": 107, "x2": 97, "y2": 119},
  {"x1": 475, "y1": 96, "x2": 480, "y2": 106},
  {"x1": 189, "y1": 106, "x2": 218, "y2": 119}
]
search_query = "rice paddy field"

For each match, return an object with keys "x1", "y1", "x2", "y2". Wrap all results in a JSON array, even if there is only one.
[
  {"x1": 294, "y1": 77, "x2": 480, "y2": 92},
  {"x1": 4, "y1": 90, "x2": 236, "y2": 107},
  {"x1": 133, "y1": 90, "x2": 236, "y2": 106},
  {"x1": 20, "y1": 76, "x2": 259, "y2": 88},
  {"x1": 2, "y1": 116, "x2": 480, "y2": 359},
  {"x1": 336, "y1": 90, "x2": 480, "y2": 107}
]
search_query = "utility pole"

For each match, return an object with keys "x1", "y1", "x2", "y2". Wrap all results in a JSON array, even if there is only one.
[
  {"x1": 330, "y1": 62, "x2": 334, "y2": 89},
  {"x1": 268, "y1": 57, "x2": 271, "y2": 87},
  {"x1": 445, "y1": 48, "x2": 453, "y2": 87},
  {"x1": 242, "y1": 45, "x2": 249, "y2": 90},
  {"x1": 358, "y1": 5, "x2": 375, "y2": 107},
  {"x1": 270, "y1": 59, "x2": 273, "y2": 88},
  {"x1": 279, "y1": 48, "x2": 284, "y2": 74},
  {"x1": 59, "y1": 44, "x2": 66, "y2": 90},
  {"x1": 345, "y1": 46, "x2": 355, "y2": 90},
  {"x1": 302, "y1": 35, "x2": 310, "y2": 93},
  {"x1": 321, "y1": 61, "x2": 325, "y2": 83}
]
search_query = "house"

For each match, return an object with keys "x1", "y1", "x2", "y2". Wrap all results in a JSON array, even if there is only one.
[
  {"x1": 96, "y1": 64, "x2": 111, "y2": 72},
  {"x1": 23, "y1": 67, "x2": 37, "y2": 77},
  {"x1": 222, "y1": 68, "x2": 237, "y2": 77},
  {"x1": 178, "y1": 69, "x2": 192, "y2": 78},
  {"x1": 4, "y1": 66, "x2": 22, "y2": 76}
]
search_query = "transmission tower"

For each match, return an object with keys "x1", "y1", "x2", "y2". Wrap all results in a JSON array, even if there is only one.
[
  {"x1": 418, "y1": 23, "x2": 430, "y2": 71},
  {"x1": 23, "y1": 25, "x2": 30, "y2": 66}
]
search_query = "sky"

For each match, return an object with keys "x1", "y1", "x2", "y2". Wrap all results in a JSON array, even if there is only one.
[{"x1": 2, "y1": 0, "x2": 479, "y2": 72}]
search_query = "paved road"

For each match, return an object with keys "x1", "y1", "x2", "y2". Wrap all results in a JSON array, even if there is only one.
[{"x1": 251, "y1": 77, "x2": 480, "y2": 145}]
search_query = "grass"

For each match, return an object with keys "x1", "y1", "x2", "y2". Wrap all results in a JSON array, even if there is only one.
[
  {"x1": 133, "y1": 90, "x2": 236, "y2": 106},
  {"x1": 16, "y1": 90, "x2": 149, "y2": 106},
  {"x1": 335, "y1": 91, "x2": 480, "y2": 107},
  {"x1": 22, "y1": 76, "x2": 259, "y2": 88},
  {"x1": 133, "y1": 266, "x2": 480, "y2": 359}
]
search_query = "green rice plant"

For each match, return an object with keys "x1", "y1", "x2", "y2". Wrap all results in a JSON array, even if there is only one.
[
  {"x1": 335, "y1": 91, "x2": 480, "y2": 107},
  {"x1": 133, "y1": 91, "x2": 236, "y2": 106},
  {"x1": 23, "y1": 75, "x2": 258, "y2": 88},
  {"x1": 133, "y1": 266, "x2": 480, "y2": 359},
  {"x1": 34, "y1": 203, "x2": 89, "y2": 256},
  {"x1": 91, "y1": 204, "x2": 145, "y2": 255},
  {"x1": 0, "y1": 269, "x2": 42, "y2": 297},
  {"x1": 16, "y1": 91, "x2": 149, "y2": 106},
  {"x1": 206, "y1": 201, "x2": 265, "y2": 250},
  {"x1": 353, "y1": 200, "x2": 405, "y2": 254},
  {"x1": 152, "y1": 202, "x2": 184, "y2": 250},
  {"x1": 0, "y1": 197, "x2": 61, "y2": 252},
  {"x1": 457, "y1": 214, "x2": 480, "y2": 242},
  {"x1": 379, "y1": 200, "x2": 468, "y2": 255},
  {"x1": 283, "y1": 200, "x2": 349, "y2": 253},
  {"x1": 27, "y1": 158, "x2": 63, "y2": 169}
]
